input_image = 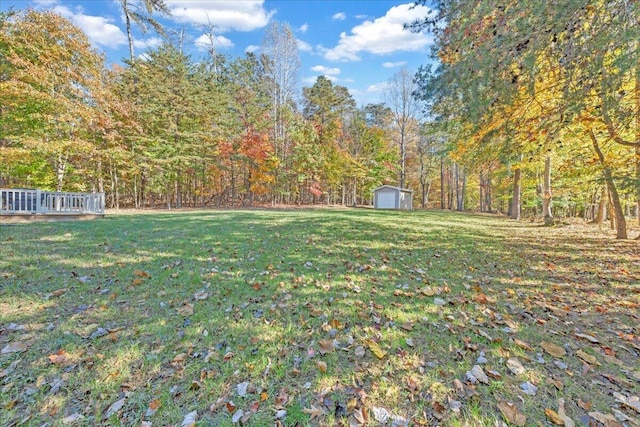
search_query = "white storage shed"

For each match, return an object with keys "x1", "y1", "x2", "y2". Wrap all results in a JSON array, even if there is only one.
[{"x1": 373, "y1": 185, "x2": 413, "y2": 210}]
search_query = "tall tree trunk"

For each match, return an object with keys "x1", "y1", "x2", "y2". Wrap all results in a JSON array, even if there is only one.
[
  {"x1": 97, "y1": 159, "x2": 104, "y2": 194},
  {"x1": 56, "y1": 153, "x2": 66, "y2": 192},
  {"x1": 440, "y1": 157, "x2": 445, "y2": 209},
  {"x1": 592, "y1": 186, "x2": 607, "y2": 224},
  {"x1": 454, "y1": 163, "x2": 460, "y2": 209},
  {"x1": 636, "y1": 146, "x2": 640, "y2": 228},
  {"x1": 542, "y1": 155, "x2": 554, "y2": 225},
  {"x1": 590, "y1": 128, "x2": 627, "y2": 239},
  {"x1": 459, "y1": 169, "x2": 466, "y2": 211},
  {"x1": 510, "y1": 166, "x2": 521, "y2": 220}
]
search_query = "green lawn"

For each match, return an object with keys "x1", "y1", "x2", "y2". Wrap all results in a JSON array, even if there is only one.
[{"x1": 1, "y1": 209, "x2": 638, "y2": 426}]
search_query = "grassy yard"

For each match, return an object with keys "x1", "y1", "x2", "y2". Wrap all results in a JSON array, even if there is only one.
[{"x1": 1, "y1": 209, "x2": 639, "y2": 426}]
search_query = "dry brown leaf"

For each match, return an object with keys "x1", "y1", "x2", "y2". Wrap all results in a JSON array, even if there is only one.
[
  {"x1": 172, "y1": 353, "x2": 186, "y2": 364},
  {"x1": 545, "y1": 408, "x2": 565, "y2": 425},
  {"x1": 49, "y1": 288, "x2": 68, "y2": 298},
  {"x1": 303, "y1": 404, "x2": 325, "y2": 419},
  {"x1": 1, "y1": 341, "x2": 29, "y2": 354},
  {"x1": 588, "y1": 412, "x2": 622, "y2": 427},
  {"x1": 497, "y1": 401, "x2": 527, "y2": 426},
  {"x1": 353, "y1": 406, "x2": 367, "y2": 424},
  {"x1": 318, "y1": 339, "x2": 335, "y2": 355},
  {"x1": 514, "y1": 339, "x2": 533, "y2": 351},
  {"x1": 541, "y1": 341, "x2": 566, "y2": 358},
  {"x1": 177, "y1": 303, "x2": 194, "y2": 316},
  {"x1": 401, "y1": 322, "x2": 414, "y2": 331},
  {"x1": 316, "y1": 360, "x2": 327, "y2": 373},
  {"x1": 577, "y1": 399, "x2": 592, "y2": 411},
  {"x1": 134, "y1": 270, "x2": 150, "y2": 278},
  {"x1": 103, "y1": 397, "x2": 126, "y2": 420},
  {"x1": 576, "y1": 349, "x2": 600, "y2": 366},
  {"x1": 48, "y1": 350, "x2": 69, "y2": 365},
  {"x1": 225, "y1": 401, "x2": 237, "y2": 414},
  {"x1": 329, "y1": 318, "x2": 344, "y2": 329},
  {"x1": 613, "y1": 392, "x2": 640, "y2": 414},
  {"x1": 145, "y1": 399, "x2": 161, "y2": 417},
  {"x1": 275, "y1": 388, "x2": 289, "y2": 407}
]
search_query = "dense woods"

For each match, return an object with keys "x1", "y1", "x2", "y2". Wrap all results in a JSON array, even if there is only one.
[{"x1": 1, "y1": 3, "x2": 639, "y2": 237}]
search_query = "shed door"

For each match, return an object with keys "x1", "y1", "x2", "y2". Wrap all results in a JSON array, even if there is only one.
[{"x1": 377, "y1": 191, "x2": 396, "y2": 209}]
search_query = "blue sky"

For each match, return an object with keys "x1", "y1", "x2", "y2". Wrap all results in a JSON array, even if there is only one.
[{"x1": 1, "y1": 0, "x2": 436, "y2": 106}]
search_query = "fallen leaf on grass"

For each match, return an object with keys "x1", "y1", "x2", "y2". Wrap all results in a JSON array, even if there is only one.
[
  {"x1": 193, "y1": 290, "x2": 209, "y2": 300},
  {"x1": 497, "y1": 401, "x2": 526, "y2": 426},
  {"x1": 145, "y1": 399, "x2": 161, "y2": 417},
  {"x1": 232, "y1": 409, "x2": 244, "y2": 423},
  {"x1": 467, "y1": 365, "x2": 489, "y2": 384},
  {"x1": 0, "y1": 360, "x2": 20, "y2": 378},
  {"x1": 48, "y1": 350, "x2": 69, "y2": 365},
  {"x1": 177, "y1": 303, "x2": 194, "y2": 316},
  {"x1": 316, "y1": 361, "x2": 327, "y2": 373},
  {"x1": 365, "y1": 339, "x2": 387, "y2": 359},
  {"x1": 545, "y1": 408, "x2": 565, "y2": 425},
  {"x1": 506, "y1": 357, "x2": 526, "y2": 375},
  {"x1": 373, "y1": 407, "x2": 390, "y2": 424},
  {"x1": 237, "y1": 381, "x2": 250, "y2": 397},
  {"x1": 401, "y1": 322, "x2": 414, "y2": 331},
  {"x1": 181, "y1": 410, "x2": 197, "y2": 427},
  {"x1": 520, "y1": 381, "x2": 538, "y2": 396},
  {"x1": 62, "y1": 413, "x2": 85, "y2": 424},
  {"x1": 48, "y1": 288, "x2": 68, "y2": 298},
  {"x1": 576, "y1": 349, "x2": 600, "y2": 366},
  {"x1": 1, "y1": 341, "x2": 29, "y2": 354},
  {"x1": 588, "y1": 412, "x2": 622, "y2": 427},
  {"x1": 613, "y1": 392, "x2": 640, "y2": 413},
  {"x1": 355, "y1": 346, "x2": 365, "y2": 358},
  {"x1": 353, "y1": 406, "x2": 368, "y2": 424},
  {"x1": 514, "y1": 339, "x2": 532, "y2": 351},
  {"x1": 134, "y1": 270, "x2": 151, "y2": 278},
  {"x1": 103, "y1": 397, "x2": 126, "y2": 420},
  {"x1": 575, "y1": 333, "x2": 599, "y2": 343},
  {"x1": 541, "y1": 341, "x2": 566, "y2": 358},
  {"x1": 318, "y1": 339, "x2": 335, "y2": 354},
  {"x1": 303, "y1": 404, "x2": 325, "y2": 420}
]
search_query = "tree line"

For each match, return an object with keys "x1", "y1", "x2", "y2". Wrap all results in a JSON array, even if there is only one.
[
  {"x1": 410, "y1": 0, "x2": 640, "y2": 238},
  {"x1": 1, "y1": 4, "x2": 639, "y2": 238}
]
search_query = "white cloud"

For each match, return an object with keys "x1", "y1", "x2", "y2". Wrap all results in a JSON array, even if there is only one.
[
  {"x1": 53, "y1": 5, "x2": 127, "y2": 49},
  {"x1": 299, "y1": 23, "x2": 309, "y2": 33},
  {"x1": 324, "y1": 3, "x2": 434, "y2": 61},
  {"x1": 166, "y1": 0, "x2": 274, "y2": 31},
  {"x1": 383, "y1": 61, "x2": 407, "y2": 68},
  {"x1": 367, "y1": 82, "x2": 389, "y2": 92},
  {"x1": 297, "y1": 39, "x2": 312, "y2": 52},
  {"x1": 34, "y1": 0, "x2": 58, "y2": 6},
  {"x1": 195, "y1": 33, "x2": 234, "y2": 51},
  {"x1": 332, "y1": 12, "x2": 346, "y2": 21},
  {"x1": 245, "y1": 45, "x2": 260, "y2": 53},
  {"x1": 311, "y1": 65, "x2": 341, "y2": 75},
  {"x1": 134, "y1": 37, "x2": 162, "y2": 50}
]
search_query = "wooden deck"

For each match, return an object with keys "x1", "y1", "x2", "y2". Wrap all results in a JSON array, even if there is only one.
[{"x1": 1, "y1": 188, "x2": 105, "y2": 222}]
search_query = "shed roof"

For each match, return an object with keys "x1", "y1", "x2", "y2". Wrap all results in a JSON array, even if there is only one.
[{"x1": 373, "y1": 185, "x2": 413, "y2": 193}]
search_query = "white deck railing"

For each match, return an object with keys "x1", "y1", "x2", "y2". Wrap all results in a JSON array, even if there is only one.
[{"x1": 0, "y1": 188, "x2": 105, "y2": 215}]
